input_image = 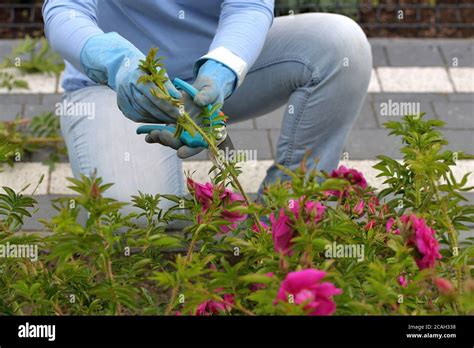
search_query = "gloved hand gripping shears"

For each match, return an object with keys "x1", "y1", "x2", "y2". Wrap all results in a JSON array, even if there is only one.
[{"x1": 136, "y1": 78, "x2": 235, "y2": 162}]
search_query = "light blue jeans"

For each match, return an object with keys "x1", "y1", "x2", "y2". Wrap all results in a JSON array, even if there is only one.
[{"x1": 61, "y1": 13, "x2": 372, "y2": 210}]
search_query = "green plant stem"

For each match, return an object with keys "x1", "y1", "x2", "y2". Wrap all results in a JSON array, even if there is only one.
[
  {"x1": 165, "y1": 286, "x2": 179, "y2": 315},
  {"x1": 432, "y1": 181, "x2": 462, "y2": 293},
  {"x1": 165, "y1": 225, "x2": 201, "y2": 315},
  {"x1": 179, "y1": 112, "x2": 264, "y2": 233},
  {"x1": 96, "y1": 220, "x2": 122, "y2": 315}
]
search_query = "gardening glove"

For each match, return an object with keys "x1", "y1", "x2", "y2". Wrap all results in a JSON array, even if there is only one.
[
  {"x1": 80, "y1": 32, "x2": 182, "y2": 123},
  {"x1": 144, "y1": 60, "x2": 237, "y2": 159},
  {"x1": 144, "y1": 92, "x2": 208, "y2": 159},
  {"x1": 192, "y1": 59, "x2": 237, "y2": 107}
]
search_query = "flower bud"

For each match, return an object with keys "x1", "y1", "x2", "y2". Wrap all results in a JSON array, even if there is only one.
[
  {"x1": 353, "y1": 200, "x2": 365, "y2": 216},
  {"x1": 434, "y1": 278, "x2": 455, "y2": 295}
]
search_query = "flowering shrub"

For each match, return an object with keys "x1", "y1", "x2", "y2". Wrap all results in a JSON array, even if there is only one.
[{"x1": 0, "y1": 49, "x2": 473, "y2": 316}]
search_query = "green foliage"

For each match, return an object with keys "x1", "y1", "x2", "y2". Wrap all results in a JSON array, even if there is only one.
[
  {"x1": 0, "y1": 49, "x2": 472, "y2": 316},
  {"x1": 0, "y1": 71, "x2": 28, "y2": 91},
  {"x1": 1, "y1": 36, "x2": 64, "y2": 93},
  {"x1": 2, "y1": 35, "x2": 64, "y2": 76},
  {"x1": 0, "y1": 112, "x2": 65, "y2": 169}
]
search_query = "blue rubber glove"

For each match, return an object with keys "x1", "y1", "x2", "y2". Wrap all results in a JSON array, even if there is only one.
[
  {"x1": 80, "y1": 32, "x2": 182, "y2": 123},
  {"x1": 144, "y1": 92, "x2": 208, "y2": 159},
  {"x1": 144, "y1": 60, "x2": 237, "y2": 158},
  {"x1": 192, "y1": 59, "x2": 237, "y2": 107}
]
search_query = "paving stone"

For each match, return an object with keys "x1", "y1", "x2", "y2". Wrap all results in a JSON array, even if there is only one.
[
  {"x1": 450, "y1": 68, "x2": 474, "y2": 93},
  {"x1": 0, "y1": 103, "x2": 23, "y2": 121},
  {"x1": 354, "y1": 98, "x2": 378, "y2": 129},
  {"x1": 0, "y1": 68, "x2": 63, "y2": 94},
  {"x1": 26, "y1": 149, "x2": 69, "y2": 163},
  {"x1": 447, "y1": 93, "x2": 474, "y2": 102},
  {"x1": 228, "y1": 130, "x2": 273, "y2": 160},
  {"x1": 24, "y1": 103, "x2": 59, "y2": 118},
  {"x1": 255, "y1": 106, "x2": 284, "y2": 129},
  {"x1": 41, "y1": 93, "x2": 63, "y2": 105},
  {"x1": 385, "y1": 42, "x2": 444, "y2": 66},
  {"x1": 433, "y1": 102, "x2": 474, "y2": 129},
  {"x1": 0, "y1": 163, "x2": 49, "y2": 195},
  {"x1": 443, "y1": 130, "x2": 474, "y2": 154},
  {"x1": 439, "y1": 42, "x2": 474, "y2": 67},
  {"x1": 0, "y1": 93, "x2": 41, "y2": 104},
  {"x1": 269, "y1": 129, "x2": 281, "y2": 159},
  {"x1": 344, "y1": 129, "x2": 403, "y2": 159},
  {"x1": 377, "y1": 67, "x2": 454, "y2": 93},
  {"x1": 227, "y1": 118, "x2": 255, "y2": 130},
  {"x1": 49, "y1": 163, "x2": 74, "y2": 195},
  {"x1": 21, "y1": 194, "x2": 73, "y2": 231},
  {"x1": 0, "y1": 39, "x2": 19, "y2": 61},
  {"x1": 371, "y1": 44, "x2": 388, "y2": 67},
  {"x1": 367, "y1": 71, "x2": 381, "y2": 93}
]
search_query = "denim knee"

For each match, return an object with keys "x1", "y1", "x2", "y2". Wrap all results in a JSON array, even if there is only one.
[{"x1": 297, "y1": 13, "x2": 372, "y2": 90}]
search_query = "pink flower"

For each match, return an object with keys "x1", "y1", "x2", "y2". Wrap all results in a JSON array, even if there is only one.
[
  {"x1": 289, "y1": 198, "x2": 326, "y2": 223},
  {"x1": 275, "y1": 269, "x2": 342, "y2": 316},
  {"x1": 187, "y1": 178, "x2": 247, "y2": 233},
  {"x1": 252, "y1": 220, "x2": 270, "y2": 234},
  {"x1": 386, "y1": 218, "x2": 400, "y2": 235},
  {"x1": 365, "y1": 219, "x2": 376, "y2": 231},
  {"x1": 353, "y1": 199, "x2": 365, "y2": 216},
  {"x1": 250, "y1": 272, "x2": 274, "y2": 291},
  {"x1": 270, "y1": 208, "x2": 293, "y2": 254},
  {"x1": 401, "y1": 214, "x2": 442, "y2": 269},
  {"x1": 195, "y1": 293, "x2": 235, "y2": 316},
  {"x1": 398, "y1": 276, "x2": 408, "y2": 287},
  {"x1": 368, "y1": 196, "x2": 379, "y2": 215},
  {"x1": 434, "y1": 278, "x2": 455, "y2": 295},
  {"x1": 327, "y1": 166, "x2": 368, "y2": 197},
  {"x1": 270, "y1": 199, "x2": 325, "y2": 254}
]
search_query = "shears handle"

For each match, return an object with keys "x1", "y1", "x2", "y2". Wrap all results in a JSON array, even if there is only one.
[
  {"x1": 136, "y1": 124, "x2": 206, "y2": 148},
  {"x1": 173, "y1": 78, "x2": 226, "y2": 127},
  {"x1": 136, "y1": 78, "x2": 225, "y2": 148}
]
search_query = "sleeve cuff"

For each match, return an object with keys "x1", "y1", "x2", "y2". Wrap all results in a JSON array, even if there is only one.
[{"x1": 193, "y1": 46, "x2": 249, "y2": 88}]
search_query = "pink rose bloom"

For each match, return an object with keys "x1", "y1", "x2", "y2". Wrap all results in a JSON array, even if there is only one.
[
  {"x1": 434, "y1": 278, "x2": 455, "y2": 295},
  {"x1": 195, "y1": 293, "x2": 235, "y2": 316},
  {"x1": 353, "y1": 199, "x2": 365, "y2": 216},
  {"x1": 270, "y1": 208, "x2": 293, "y2": 254},
  {"x1": 401, "y1": 214, "x2": 442, "y2": 269},
  {"x1": 275, "y1": 269, "x2": 342, "y2": 316},
  {"x1": 289, "y1": 198, "x2": 326, "y2": 223},
  {"x1": 326, "y1": 165, "x2": 368, "y2": 197},
  {"x1": 187, "y1": 178, "x2": 247, "y2": 233},
  {"x1": 398, "y1": 276, "x2": 408, "y2": 287}
]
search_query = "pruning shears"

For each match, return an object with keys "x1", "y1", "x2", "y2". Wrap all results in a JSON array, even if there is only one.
[{"x1": 136, "y1": 78, "x2": 235, "y2": 158}]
